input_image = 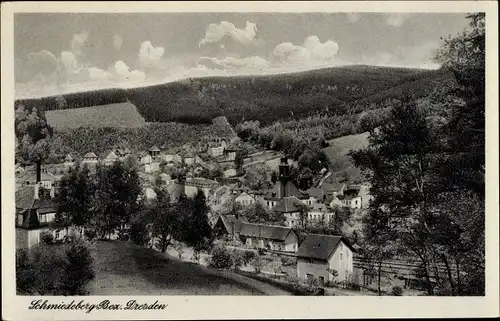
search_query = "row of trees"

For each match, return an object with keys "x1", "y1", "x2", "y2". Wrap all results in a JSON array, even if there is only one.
[
  {"x1": 351, "y1": 13, "x2": 485, "y2": 296},
  {"x1": 56, "y1": 160, "x2": 215, "y2": 259},
  {"x1": 55, "y1": 160, "x2": 142, "y2": 239}
]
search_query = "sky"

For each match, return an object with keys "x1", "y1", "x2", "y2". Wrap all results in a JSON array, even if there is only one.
[{"x1": 14, "y1": 12, "x2": 470, "y2": 99}]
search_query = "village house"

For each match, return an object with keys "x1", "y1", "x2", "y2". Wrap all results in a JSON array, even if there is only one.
[
  {"x1": 238, "y1": 222, "x2": 299, "y2": 252},
  {"x1": 18, "y1": 166, "x2": 60, "y2": 198},
  {"x1": 233, "y1": 191, "x2": 256, "y2": 207},
  {"x1": 222, "y1": 167, "x2": 237, "y2": 178},
  {"x1": 114, "y1": 147, "x2": 132, "y2": 160},
  {"x1": 272, "y1": 196, "x2": 305, "y2": 228},
  {"x1": 213, "y1": 214, "x2": 248, "y2": 241},
  {"x1": 104, "y1": 151, "x2": 120, "y2": 166},
  {"x1": 162, "y1": 153, "x2": 174, "y2": 163},
  {"x1": 337, "y1": 194, "x2": 363, "y2": 209},
  {"x1": 296, "y1": 234, "x2": 354, "y2": 285},
  {"x1": 217, "y1": 148, "x2": 238, "y2": 167},
  {"x1": 149, "y1": 145, "x2": 161, "y2": 158},
  {"x1": 184, "y1": 154, "x2": 195, "y2": 166},
  {"x1": 307, "y1": 202, "x2": 335, "y2": 225},
  {"x1": 145, "y1": 162, "x2": 160, "y2": 174},
  {"x1": 15, "y1": 166, "x2": 73, "y2": 249},
  {"x1": 324, "y1": 194, "x2": 344, "y2": 209},
  {"x1": 193, "y1": 164, "x2": 205, "y2": 176},
  {"x1": 63, "y1": 154, "x2": 75, "y2": 169},
  {"x1": 183, "y1": 173, "x2": 220, "y2": 199},
  {"x1": 82, "y1": 152, "x2": 99, "y2": 167}
]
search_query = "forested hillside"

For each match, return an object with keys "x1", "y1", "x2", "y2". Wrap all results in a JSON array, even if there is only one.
[{"x1": 15, "y1": 65, "x2": 453, "y2": 126}]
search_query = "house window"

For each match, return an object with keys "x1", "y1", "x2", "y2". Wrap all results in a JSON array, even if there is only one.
[
  {"x1": 340, "y1": 253, "x2": 343, "y2": 260},
  {"x1": 55, "y1": 230, "x2": 60, "y2": 239},
  {"x1": 306, "y1": 273, "x2": 313, "y2": 280},
  {"x1": 318, "y1": 276, "x2": 325, "y2": 285}
]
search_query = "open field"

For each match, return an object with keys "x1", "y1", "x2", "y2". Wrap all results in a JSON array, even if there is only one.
[
  {"x1": 323, "y1": 131, "x2": 370, "y2": 182},
  {"x1": 88, "y1": 241, "x2": 292, "y2": 295},
  {"x1": 45, "y1": 102, "x2": 146, "y2": 129}
]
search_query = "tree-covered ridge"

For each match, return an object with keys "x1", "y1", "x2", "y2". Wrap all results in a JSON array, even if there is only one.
[{"x1": 15, "y1": 66, "x2": 453, "y2": 126}]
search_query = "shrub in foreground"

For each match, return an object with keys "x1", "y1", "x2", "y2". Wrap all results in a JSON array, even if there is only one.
[
  {"x1": 208, "y1": 246, "x2": 233, "y2": 269},
  {"x1": 16, "y1": 241, "x2": 95, "y2": 295}
]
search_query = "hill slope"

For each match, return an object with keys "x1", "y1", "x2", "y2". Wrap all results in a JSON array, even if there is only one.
[
  {"x1": 16, "y1": 65, "x2": 453, "y2": 126},
  {"x1": 323, "y1": 132, "x2": 370, "y2": 182}
]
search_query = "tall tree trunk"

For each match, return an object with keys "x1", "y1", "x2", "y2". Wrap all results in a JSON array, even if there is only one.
[
  {"x1": 377, "y1": 261, "x2": 382, "y2": 296},
  {"x1": 442, "y1": 254, "x2": 456, "y2": 295},
  {"x1": 421, "y1": 260, "x2": 434, "y2": 296},
  {"x1": 455, "y1": 257, "x2": 462, "y2": 295}
]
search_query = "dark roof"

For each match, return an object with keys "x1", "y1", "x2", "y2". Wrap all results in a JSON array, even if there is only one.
[
  {"x1": 16, "y1": 186, "x2": 36, "y2": 209},
  {"x1": 296, "y1": 234, "x2": 354, "y2": 261},
  {"x1": 239, "y1": 222, "x2": 295, "y2": 241},
  {"x1": 337, "y1": 194, "x2": 357, "y2": 201},
  {"x1": 272, "y1": 196, "x2": 303, "y2": 213},
  {"x1": 219, "y1": 215, "x2": 248, "y2": 234},
  {"x1": 305, "y1": 187, "x2": 324, "y2": 199},
  {"x1": 266, "y1": 180, "x2": 308, "y2": 200},
  {"x1": 33, "y1": 198, "x2": 57, "y2": 213}
]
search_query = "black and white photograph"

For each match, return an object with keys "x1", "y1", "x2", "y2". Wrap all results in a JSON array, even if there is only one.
[{"x1": 1, "y1": 1, "x2": 499, "y2": 319}]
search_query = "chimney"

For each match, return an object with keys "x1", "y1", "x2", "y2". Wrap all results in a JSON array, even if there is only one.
[{"x1": 36, "y1": 161, "x2": 41, "y2": 183}]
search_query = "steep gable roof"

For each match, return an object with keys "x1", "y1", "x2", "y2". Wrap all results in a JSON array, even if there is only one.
[
  {"x1": 16, "y1": 186, "x2": 36, "y2": 210},
  {"x1": 83, "y1": 152, "x2": 98, "y2": 159},
  {"x1": 296, "y1": 234, "x2": 354, "y2": 261},
  {"x1": 272, "y1": 196, "x2": 303, "y2": 213},
  {"x1": 238, "y1": 222, "x2": 295, "y2": 241},
  {"x1": 105, "y1": 151, "x2": 119, "y2": 160},
  {"x1": 219, "y1": 215, "x2": 248, "y2": 234}
]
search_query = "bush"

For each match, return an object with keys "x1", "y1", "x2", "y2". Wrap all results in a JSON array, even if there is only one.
[
  {"x1": 232, "y1": 251, "x2": 244, "y2": 269},
  {"x1": 243, "y1": 251, "x2": 256, "y2": 265},
  {"x1": 257, "y1": 248, "x2": 266, "y2": 256},
  {"x1": 117, "y1": 229, "x2": 130, "y2": 241},
  {"x1": 280, "y1": 256, "x2": 296, "y2": 266},
  {"x1": 391, "y1": 286, "x2": 404, "y2": 296},
  {"x1": 208, "y1": 246, "x2": 233, "y2": 269},
  {"x1": 62, "y1": 235, "x2": 76, "y2": 244},
  {"x1": 84, "y1": 229, "x2": 97, "y2": 241},
  {"x1": 16, "y1": 242, "x2": 95, "y2": 295},
  {"x1": 130, "y1": 221, "x2": 150, "y2": 247},
  {"x1": 61, "y1": 241, "x2": 95, "y2": 295},
  {"x1": 40, "y1": 232, "x2": 54, "y2": 245}
]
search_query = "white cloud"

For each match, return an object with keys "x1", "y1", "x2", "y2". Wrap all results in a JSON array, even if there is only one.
[
  {"x1": 26, "y1": 50, "x2": 58, "y2": 78},
  {"x1": 199, "y1": 21, "x2": 257, "y2": 46},
  {"x1": 386, "y1": 14, "x2": 409, "y2": 27},
  {"x1": 88, "y1": 67, "x2": 111, "y2": 80},
  {"x1": 273, "y1": 35, "x2": 339, "y2": 68},
  {"x1": 196, "y1": 55, "x2": 269, "y2": 73},
  {"x1": 60, "y1": 51, "x2": 78, "y2": 73},
  {"x1": 113, "y1": 34, "x2": 123, "y2": 50},
  {"x1": 138, "y1": 40, "x2": 165, "y2": 69},
  {"x1": 113, "y1": 60, "x2": 146, "y2": 82},
  {"x1": 346, "y1": 13, "x2": 361, "y2": 23},
  {"x1": 70, "y1": 30, "x2": 89, "y2": 56}
]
